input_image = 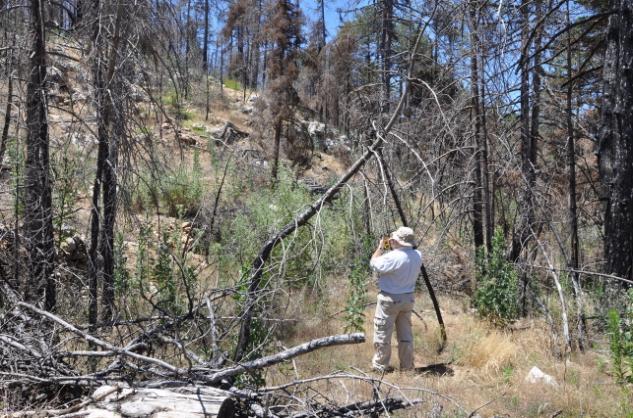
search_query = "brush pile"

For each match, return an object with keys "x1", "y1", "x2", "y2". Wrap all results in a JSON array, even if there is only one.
[{"x1": 0, "y1": 284, "x2": 425, "y2": 417}]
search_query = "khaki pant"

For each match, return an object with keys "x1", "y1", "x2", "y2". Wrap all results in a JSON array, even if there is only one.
[{"x1": 372, "y1": 292, "x2": 415, "y2": 370}]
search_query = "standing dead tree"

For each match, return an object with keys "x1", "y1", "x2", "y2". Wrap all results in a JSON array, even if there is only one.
[
  {"x1": 599, "y1": 0, "x2": 633, "y2": 286},
  {"x1": 23, "y1": 0, "x2": 56, "y2": 310}
]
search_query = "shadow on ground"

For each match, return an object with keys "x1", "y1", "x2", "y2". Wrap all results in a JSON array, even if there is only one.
[{"x1": 414, "y1": 363, "x2": 454, "y2": 377}]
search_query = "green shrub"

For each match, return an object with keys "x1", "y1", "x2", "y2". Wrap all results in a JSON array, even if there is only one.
[
  {"x1": 224, "y1": 78, "x2": 242, "y2": 91},
  {"x1": 474, "y1": 228, "x2": 519, "y2": 326},
  {"x1": 344, "y1": 262, "x2": 369, "y2": 333},
  {"x1": 607, "y1": 289, "x2": 633, "y2": 384},
  {"x1": 135, "y1": 149, "x2": 203, "y2": 217}
]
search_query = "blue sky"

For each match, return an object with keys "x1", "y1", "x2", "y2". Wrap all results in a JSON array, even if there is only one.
[{"x1": 300, "y1": 0, "x2": 367, "y2": 39}]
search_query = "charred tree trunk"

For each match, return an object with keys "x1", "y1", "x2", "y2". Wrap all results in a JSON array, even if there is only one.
[
  {"x1": 380, "y1": 0, "x2": 394, "y2": 110},
  {"x1": 599, "y1": 0, "x2": 633, "y2": 285},
  {"x1": 468, "y1": 0, "x2": 485, "y2": 251},
  {"x1": 565, "y1": 0, "x2": 587, "y2": 349},
  {"x1": 0, "y1": 54, "x2": 13, "y2": 168},
  {"x1": 24, "y1": 0, "x2": 56, "y2": 310},
  {"x1": 88, "y1": 0, "x2": 124, "y2": 322},
  {"x1": 203, "y1": 0, "x2": 209, "y2": 73},
  {"x1": 100, "y1": 4, "x2": 124, "y2": 321},
  {"x1": 511, "y1": 0, "x2": 534, "y2": 262},
  {"x1": 271, "y1": 117, "x2": 282, "y2": 183}
]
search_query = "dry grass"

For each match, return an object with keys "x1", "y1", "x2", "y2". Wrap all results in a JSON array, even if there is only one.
[{"x1": 264, "y1": 291, "x2": 633, "y2": 418}]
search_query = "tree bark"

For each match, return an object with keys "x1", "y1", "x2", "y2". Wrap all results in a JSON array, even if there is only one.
[
  {"x1": 24, "y1": 0, "x2": 55, "y2": 310},
  {"x1": 380, "y1": 0, "x2": 394, "y2": 110},
  {"x1": 468, "y1": 0, "x2": 484, "y2": 251},
  {"x1": 0, "y1": 57, "x2": 13, "y2": 168},
  {"x1": 598, "y1": 0, "x2": 633, "y2": 285},
  {"x1": 511, "y1": 0, "x2": 535, "y2": 262},
  {"x1": 565, "y1": 0, "x2": 587, "y2": 350},
  {"x1": 271, "y1": 117, "x2": 282, "y2": 183}
]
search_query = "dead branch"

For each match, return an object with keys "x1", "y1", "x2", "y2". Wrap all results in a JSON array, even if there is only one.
[{"x1": 196, "y1": 333, "x2": 365, "y2": 384}]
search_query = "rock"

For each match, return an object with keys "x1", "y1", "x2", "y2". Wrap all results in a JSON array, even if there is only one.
[
  {"x1": 240, "y1": 104, "x2": 254, "y2": 114},
  {"x1": 61, "y1": 235, "x2": 87, "y2": 264},
  {"x1": 524, "y1": 366, "x2": 558, "y2": 386},
  {"x1": 307, "y1": 121, "x2": 326, "y2": 150}
]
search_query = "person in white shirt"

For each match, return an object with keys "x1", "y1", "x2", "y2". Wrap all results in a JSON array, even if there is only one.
[{"x1": 369, "y1": 226, "x2": 422, "y2": 372}]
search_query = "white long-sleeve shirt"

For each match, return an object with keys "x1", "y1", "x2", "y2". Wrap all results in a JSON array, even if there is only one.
[{"x1": 370, "y1": 248, "x2": 423, "y2": 294}]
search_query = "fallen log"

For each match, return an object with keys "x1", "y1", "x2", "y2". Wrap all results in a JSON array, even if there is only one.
[{"x1": 78, "y1": 385, "x2": 235, "y2": 418}]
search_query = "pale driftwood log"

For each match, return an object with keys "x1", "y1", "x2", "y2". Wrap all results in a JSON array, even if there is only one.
[{"x1": 78, "y1": 385, "x2": 235, "y2": 418}]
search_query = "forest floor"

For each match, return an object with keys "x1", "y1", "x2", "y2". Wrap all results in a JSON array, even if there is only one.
[{"x1": 264, "y1": 288, "x2": 631, "y2": 417}]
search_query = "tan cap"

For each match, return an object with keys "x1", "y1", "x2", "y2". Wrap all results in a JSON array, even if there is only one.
[{"x1": 390, "y1": 226, "x2": 416, "y2": 248}]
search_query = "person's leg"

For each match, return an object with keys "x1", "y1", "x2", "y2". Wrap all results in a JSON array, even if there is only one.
[
  {"x1": 395, "y1": 294, "x2": 415, "y2": 370},
  {"x1": 372, "y1": 293, "x2": 396, "y2": 370}
]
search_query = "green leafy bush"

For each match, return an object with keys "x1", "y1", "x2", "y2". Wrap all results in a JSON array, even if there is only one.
[
  {"x1": 607, "y1": 289, "x2": 633, "y2": 383},
  {"x1": 474, "y1": 228, "x2": 519, "y2": 326}
]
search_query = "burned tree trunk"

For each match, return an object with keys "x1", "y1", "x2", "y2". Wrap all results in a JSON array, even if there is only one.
[
  {"x1": 511, "y1": 0, "x2": 535, "y2": 262},
  {"x1": 0, "y1": 37, "x2": 15, "y2": 168},
  {"x1": 599, "y1": 0, "x2": 633, "y2": 285},
  {"x1": 468, "y1": 0, "x2": 485, "y2": 251},
  {"x1": 23, "y1": 0, "x2": 55, "y2": 310},
  {"x1": 565, "y1": 0, "x2": 587, "y2": 349}
]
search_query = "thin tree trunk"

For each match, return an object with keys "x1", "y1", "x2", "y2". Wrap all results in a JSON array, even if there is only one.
[
  {"x1": 203, "y1": 0, "x2": 209, "y2": 72},
  {"x1": 88, "y1": 0, "x2": 106, "y2": 328},
  {"x1": 380, "y1": 0, "x2": 393, "y2": 110},
  {"x1": 204, "y1": 0, "x2": 210, "y2": 120},
  {"x1": 511, "y1": 0, "x2": 533, "y2": 262},
  {"x1": 24, "y1": 0, "x2": 55, "y2": 310},
  {"x1": 566, "y1": 0, "x2": 586, "y2": 350},
  {"x1": 479, "y1": 48, "x2": 492, "y2": 253},
  {"x1": 468, "y1": 0, "x2": 484, "y2": 252},
  {"x1": 0, "y1": 62, "x2": 13, "y2": 167},
  {"x1": 100, "y1": 1, "x2": 124, "y2": 321},
  {"x1": 271, "y1": 117, "x2": 282, "y2": 183}
]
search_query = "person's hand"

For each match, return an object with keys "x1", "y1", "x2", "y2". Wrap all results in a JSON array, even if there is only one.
[{"x1": 378, "y1": 237, "x2": 386, "y2": 250}]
